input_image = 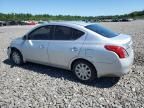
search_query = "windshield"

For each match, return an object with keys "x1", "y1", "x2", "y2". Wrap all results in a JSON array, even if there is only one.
[{"x1": 85, "y1": 24, "x2": 119, "y2": 38}]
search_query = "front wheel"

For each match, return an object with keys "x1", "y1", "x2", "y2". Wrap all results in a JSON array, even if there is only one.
[
  {"x1": 11, "y1": 50, "x2": 23, "y2": 65},
  {"x1": 72, "y1": 60, "x2": 97, "y2": 82}
]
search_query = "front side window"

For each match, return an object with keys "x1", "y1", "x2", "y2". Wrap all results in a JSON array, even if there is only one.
[
  {"x1": 85, "y1": 24, "x2": 119, "y2": 38},
  {"x1": 53, "y1": 25, "x2": 84, "y2": 40},
  {"x1": 28, "y1": 26, "x2": 53, "y2": 40}
]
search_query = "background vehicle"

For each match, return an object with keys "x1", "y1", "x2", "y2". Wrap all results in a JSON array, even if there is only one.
[{"x1": 7, "y1": 22, "x2": 134, "y2": 82}]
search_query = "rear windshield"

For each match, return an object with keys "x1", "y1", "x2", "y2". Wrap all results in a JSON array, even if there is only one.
[{"x1": 85, "y1": 24, "x2": 119, "y2": 38}]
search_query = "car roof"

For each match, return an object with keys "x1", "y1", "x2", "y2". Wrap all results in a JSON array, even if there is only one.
[{"x1": 42, "y1": 21, "x2": 93, "y2": 27}]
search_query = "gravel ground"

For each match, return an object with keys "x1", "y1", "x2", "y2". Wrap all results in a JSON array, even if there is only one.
[{"x1": 0, "y1": 21, "x2": 144, "y2": 108}]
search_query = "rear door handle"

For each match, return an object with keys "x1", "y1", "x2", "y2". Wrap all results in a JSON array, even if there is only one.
[
  {"x1": 71, "y1": 47, "x2": 78, "y2": 52},
  {"x1": 39, "y1": 45, "x2": 45, "y2": 49}
]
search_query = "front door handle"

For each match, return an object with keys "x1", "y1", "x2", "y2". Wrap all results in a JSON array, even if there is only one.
[{"x1": 71, "y1": 47, "x2": 78, "y2": 52}]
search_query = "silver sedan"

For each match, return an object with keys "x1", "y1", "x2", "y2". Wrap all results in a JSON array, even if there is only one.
[{"x1": 7, "y1": 22, "x2": 134, "y2": 82}]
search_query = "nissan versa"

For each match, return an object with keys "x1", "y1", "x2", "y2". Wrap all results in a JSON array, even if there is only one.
[{"x1": 7, "y1": 22, "x2": 134, "y2": 82}]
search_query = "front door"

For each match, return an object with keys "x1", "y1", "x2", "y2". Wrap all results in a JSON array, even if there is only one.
[{"x1": 22, "y1": 26, "x2": 53, "y2": 63}]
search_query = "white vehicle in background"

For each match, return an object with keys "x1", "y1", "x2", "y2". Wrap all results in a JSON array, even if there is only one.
[{"x1": 7, "y1": 22, "x2": 134, "y2": 82}]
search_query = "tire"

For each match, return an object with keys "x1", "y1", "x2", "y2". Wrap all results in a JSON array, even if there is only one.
[
  {"x1": 72, "y1": 60, "x2": 97, "y2": 82},
  {"x1": 10, "y1": 50, "x2": 23, "y2": 65}
]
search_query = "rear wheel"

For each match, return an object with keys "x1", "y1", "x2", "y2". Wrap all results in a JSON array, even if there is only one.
[
  {"x1": 11, "y1": 50, "x2": 23, "y2": 65},
  {"x1": 72, "y1": 60, "x2": 97, "y2": 82}
]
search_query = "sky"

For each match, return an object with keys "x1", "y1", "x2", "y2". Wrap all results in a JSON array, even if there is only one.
[{"x1": 0, "y1": 0, "x2": 144, "y2": 16}]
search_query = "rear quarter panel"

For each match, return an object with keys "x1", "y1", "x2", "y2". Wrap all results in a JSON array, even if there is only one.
[{"x1": 83, "y1": 42, "x2": 119, "y2": 64}]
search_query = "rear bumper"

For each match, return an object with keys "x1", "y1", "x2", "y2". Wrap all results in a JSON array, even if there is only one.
[
  {"x1": 94, "y1": 49, "x2": 134, "y2": 78},
  {"x1": 118, "y1": 49, "x2": 134, "y2": 75}
]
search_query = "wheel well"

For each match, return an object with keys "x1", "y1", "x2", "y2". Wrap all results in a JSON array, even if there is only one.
[
  {"x1": 10, "y1": 47, "x2": 22, "y2": 58},
  {"x1": 71, "y1": 58, "x2": 97, "y2": 72}
]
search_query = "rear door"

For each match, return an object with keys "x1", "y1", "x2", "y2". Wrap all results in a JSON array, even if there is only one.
[
  {"x1": 22, "y1": 25, "x2": 53, "y2": 63},
  {"x1": 48, "y1": 25, "x2": 85, "y2": 68}
]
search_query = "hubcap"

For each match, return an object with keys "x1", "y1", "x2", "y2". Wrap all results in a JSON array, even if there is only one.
[
  {"x1": 75, "y1": 63, "x2": 91, "y2": 80},
  {"x1": 12, "y1": 52, "x2": 20, "y2": 64}
]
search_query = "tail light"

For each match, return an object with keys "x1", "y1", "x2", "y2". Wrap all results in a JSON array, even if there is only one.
[{"x1": 104, "y1": 45, "x2": 128, "y2": 58}]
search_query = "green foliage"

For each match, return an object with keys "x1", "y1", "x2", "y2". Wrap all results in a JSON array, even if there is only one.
[
  {"x1": 0, "y1": 10, "x2": 143, "y2": 21},
  {"x1": 0, "y1": 13, "x2": 92, "y2": 21}
]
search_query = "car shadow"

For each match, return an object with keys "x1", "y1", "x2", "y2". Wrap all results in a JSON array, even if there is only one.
[{"x1": 3, "y1": 59, "x2": 120, "y2": 88}]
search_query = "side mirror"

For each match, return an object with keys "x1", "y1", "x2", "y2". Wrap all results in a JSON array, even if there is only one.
[{"x1": 23, "y1": 35, "x2": 27, "y2": 40}]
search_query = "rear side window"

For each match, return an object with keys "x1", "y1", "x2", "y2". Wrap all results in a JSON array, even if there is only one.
[
  {"x1": 85, "y1": 24, "x2": 119, "y2": 38},
  {"x1": 72, "y1": 29, "x2": 85, "y2": 40},
  {"x1": 54, "y1": 26, "x2": 72, "y2": 40},
  {"x1": 53, "y1": 25, "x2": 84, "y2": 40}
]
